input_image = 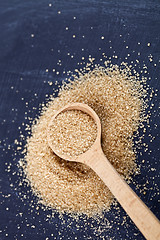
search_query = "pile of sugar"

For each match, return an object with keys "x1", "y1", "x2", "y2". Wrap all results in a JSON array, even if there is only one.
[
  {"x1": 48, "y1": 110, "x2": 97, "y2": 157},
  {"x1": 22, "y1": 63, "x2": 146, "y2": 216}
]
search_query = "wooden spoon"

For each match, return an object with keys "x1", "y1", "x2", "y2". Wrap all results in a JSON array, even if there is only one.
[{"x1": 47, "y1": 102, "x2": 160, "y2": 240}]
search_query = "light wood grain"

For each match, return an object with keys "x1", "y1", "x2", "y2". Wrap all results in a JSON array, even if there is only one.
[{"x1": 47, "y1": 103, "x2": 160, "y2": 240}]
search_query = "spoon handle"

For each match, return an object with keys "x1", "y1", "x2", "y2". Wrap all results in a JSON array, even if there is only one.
[{"x1": 89, "y1": 148, "x2": 160, "y2": 240}]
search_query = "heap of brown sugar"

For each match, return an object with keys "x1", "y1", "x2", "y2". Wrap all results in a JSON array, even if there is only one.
[{"x1": 21, "y1": 62, "x2": 147, "y2": 216}]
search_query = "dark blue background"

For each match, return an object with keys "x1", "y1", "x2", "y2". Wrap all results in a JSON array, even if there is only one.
[{"x1": 0, "y1": 0, "x2": 159, "y2": 239}]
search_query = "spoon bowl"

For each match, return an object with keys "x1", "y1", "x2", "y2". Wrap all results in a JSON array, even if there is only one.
[{"x1": 47, "y1": 102, "x2": 102, "y2": 164}]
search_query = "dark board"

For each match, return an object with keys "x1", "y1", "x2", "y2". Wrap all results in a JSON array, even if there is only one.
[{"x1": 0, "y1": 0, "x2": 160, "y2": 239}]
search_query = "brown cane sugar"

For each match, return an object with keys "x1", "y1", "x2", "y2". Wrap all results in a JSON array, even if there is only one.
[
  {"x1": 21, "y1": 62, "x2": 147, "y2": 216},
  {"x1": 48, "y1": 110, "x2": 97, "y2": 157}
]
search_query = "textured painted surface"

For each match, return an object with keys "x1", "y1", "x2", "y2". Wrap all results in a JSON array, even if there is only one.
[{"x1": 0, "y1": 1, "x2": 159, "y2": 239}]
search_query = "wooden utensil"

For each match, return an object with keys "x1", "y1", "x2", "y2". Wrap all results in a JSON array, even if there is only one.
[{"x1": 47, "y1": 103, "x2": 160, "y2": 240}]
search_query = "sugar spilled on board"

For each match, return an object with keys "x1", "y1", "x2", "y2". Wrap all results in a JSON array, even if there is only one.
[{"x1": 17, "y1": 61, "x2": 151, "y2": 217}]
